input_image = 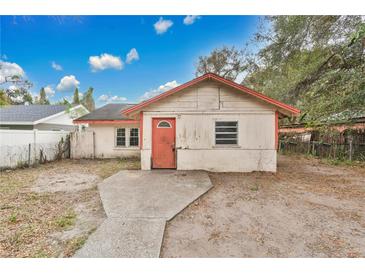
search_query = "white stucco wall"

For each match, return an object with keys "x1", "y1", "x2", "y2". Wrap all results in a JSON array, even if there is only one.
[
  {"x1": 140, "y1": 79, "x2": 277, "y2": 172},
  {"x1": 89, "y1": 124, "x2": 140, "y2": 159}
]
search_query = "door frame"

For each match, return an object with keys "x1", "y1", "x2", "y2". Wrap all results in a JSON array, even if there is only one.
[{"x1": 151, "y1": 117, "x2": 176, "y2": 169}]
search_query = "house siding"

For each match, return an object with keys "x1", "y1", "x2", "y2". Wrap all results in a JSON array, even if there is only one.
[
  {"x1": 89, "y1": 124, "x2": 140, "y2": 158},
  {"x1": 141, "y1": 80, "x2": 277, "y2": 172}
]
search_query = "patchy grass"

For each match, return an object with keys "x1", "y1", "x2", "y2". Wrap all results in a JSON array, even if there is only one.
[
  {"x1": 161, "y1": 154, "x2": 365, "y2": 258},
  {"x1": 62, "y1": 235, "x2": 88, "y2": 257},
  {"x1": 280, "y1": 152, "x2": 365, "y2": 168},
  {"x1": 250, "y1": 184, "x2": 259, "y2": 192},
  {"x1": 53, "y1": 211, "x2": 76, "y2": 229},
  {"x1": 0, "y1": 157, "x2": 140, "y2": 257}
]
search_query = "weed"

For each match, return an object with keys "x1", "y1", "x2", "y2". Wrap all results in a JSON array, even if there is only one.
[
  {"x1": 8, "y1": 212, "x2": 17, "y2": 223},
  {"x1": 63, "y1": 235, "x2": 88, "y2": 257},
  {"x1": 250, "y1": 185, "x2": 259, "y2": 191},
  {"x1": 53, "y1": 211, "x2": 76, "y2": 229},
  {"x1": 33, "y1": 249, "x2": 50, "y2": 258}
]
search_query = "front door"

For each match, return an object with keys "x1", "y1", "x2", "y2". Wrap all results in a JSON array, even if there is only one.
[{"x1": 152, "y1": 118, "x2": 176, "y2": 169}]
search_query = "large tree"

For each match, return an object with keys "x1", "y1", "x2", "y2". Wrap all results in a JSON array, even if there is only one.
[
  {"x1": 81, "y1": 87, "x2": 95, "y2": 111},
  {"x1": 73, "y1": 87, "x2": 80, "y2": 104},
  {"x1": 0, "y1": 89, "x2": 11, "y2": 106},
  {"x1": 195, "y1": 46, "x2": 247, "y2": 81},
  {"x1": 37, "y1": 87, "x2": 50, "y2": 105},
  {"x1": 0, "y1": 74, "x2": 34, "y2": 105},
  {"x1": 196, "y1": 16, "x2": 365, "y2": 123}
]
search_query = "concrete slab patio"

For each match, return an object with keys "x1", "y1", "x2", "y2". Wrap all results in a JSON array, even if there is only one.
[{"x1": 75, "y1": 170, "x2": 212, "y2": 257}]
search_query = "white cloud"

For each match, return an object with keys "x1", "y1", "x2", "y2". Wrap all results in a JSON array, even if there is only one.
[
  {"x1": 98, "y1": 94, "x2": 128, "y2": 103},
  {"x1": 51, "y1": 61, "x2": 63, "y2": 71},
  {"x1": 183, "y1": 15, "x2": 201, "y2": 25},
  {"x1": 79, "y1": 92, "x2": 83, "y2": 99},
  {"x1": 56, "y1": 75, "x2": 80, "y2": 91},
  {"x1": 88, "y1": 53, "x2": 123, "y2": 72},
  {"x1": 154, "y1": 17, "x2": 173, "y2": 34},
  {"x1": 98, "y1": 94, "x2": 109, "y2": 102},
  {"x1": 139, "y1": 80, "x2": 179, "y2": 101},
  {"x1": 126, "y1": 48, "x2": 139, "y2": 64},
  {"x1": 0, "y1": 61, "x2": 25, "y2": 84},
  {"x1": 44, "y1": 85, "x2": 55, "y2": 97},
  {"x1": 111, "y1": 95, "x2": 127, "y2": 102}
]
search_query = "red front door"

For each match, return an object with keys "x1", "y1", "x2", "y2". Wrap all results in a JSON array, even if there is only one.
[{"x1": 152, "y1": 118, "x2": 176, "y2": 169}]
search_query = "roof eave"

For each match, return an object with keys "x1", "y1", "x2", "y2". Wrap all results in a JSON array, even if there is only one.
[
  {"x1": 0, "y1": 121, "x2": 35, "y2": 125},
  {"x1": 73, "y1": 119, "x2": 139, "y2": 125}
]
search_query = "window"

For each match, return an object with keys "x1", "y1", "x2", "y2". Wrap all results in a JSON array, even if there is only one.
[
  {"x1": 116, "y1": 128, "x2": 126, "y2": 146},
  {"x1": 130, "y1": 128, "x2": 139, "y2": 146},
  {"x1": 157, "y1": 121, "x2": 171, "y2": 128},
  {"x1": 215, "y1": 121, "x2": 238, "y2": 145}
]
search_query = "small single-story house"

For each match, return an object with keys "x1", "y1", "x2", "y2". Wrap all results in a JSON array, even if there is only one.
[
  {"x1": 0, "y1": 104, "x2": 88, "y2": 131},
  {"x1": 74, "y1": 73, "x2": 300, "y2": 172}
]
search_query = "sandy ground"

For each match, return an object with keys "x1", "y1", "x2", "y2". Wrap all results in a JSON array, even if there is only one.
[
  {"x1": 161, "y1": 155, "x2": 365, "y2": 257},
  {"x1": 0, "y1": 158, "x2": 140, "y2": 257}
]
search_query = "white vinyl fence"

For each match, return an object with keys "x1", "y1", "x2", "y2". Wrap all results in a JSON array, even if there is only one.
[
  {"x1": 70, "y1": 131, "x2": 95, "y2": 159},
  {"x1": 0, "y1": 129, "x2": 70, "y2": 169}
]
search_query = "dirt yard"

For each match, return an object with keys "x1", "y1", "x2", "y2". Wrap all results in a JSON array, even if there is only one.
[
  {"x1": 0, "y1": 158, "x2": 140, "y2": 258},
  {"x1": 161, "y1": 155, "x2": 365, "y2": 258}
]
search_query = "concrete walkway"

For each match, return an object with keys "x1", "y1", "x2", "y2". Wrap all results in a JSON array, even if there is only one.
[{"x1": 75, "y1": 170, "x2": 212, "y2": 257}]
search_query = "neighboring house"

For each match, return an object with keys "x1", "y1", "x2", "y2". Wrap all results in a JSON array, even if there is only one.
[
  {"x1": 0, "y1": 104, "x2": 89, "y2": 131},
  {"x1": 73, "y1": 104, "x2": 140, "y2": 158},
  {"x1": 74, "y1": 73, "x2": 300, "y2": 172}
]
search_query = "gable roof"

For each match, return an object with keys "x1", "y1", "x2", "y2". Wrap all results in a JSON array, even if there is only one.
[
  {"x1": 122, "y1": 73, "x2": 300, "y2": 116},
  {"x1": 0, "y1": 105, "x2": 68, "y2": 124},
  {"x1": 74, "y1": 103, "x2": 136, "y2": 124}
]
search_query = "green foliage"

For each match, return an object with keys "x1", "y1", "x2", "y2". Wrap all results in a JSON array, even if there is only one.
[
  {"x1": 196, "y1": 16, "x2": 365, "y2": 124},
  {"x1": 8, "y1": 212, "x2": 18, "y2": 223},
  {"x1": 36, "y1": 87, "x2": 50, "y2": 105},
  {"x1": 195, "y1": 46, "x2": 247, "y2": 81},
  {"x1": 5, "y1": 86, "x2": 33, "y2": 105},
  {"x1": 53, "y1": 211, "x2": 76, "y2": 229},
  {"x1": 81, "y1": 87, "x2": 95, "y2": 111},
  {"x1": 0, "y1": 68, "x2": 34, "y2": 105},
  {"x1": 73, "y1": 87, "x2": 80, "y2": 104},
  {"x1": 0, "y1": 89, "x2": 11, "y2": 106}
]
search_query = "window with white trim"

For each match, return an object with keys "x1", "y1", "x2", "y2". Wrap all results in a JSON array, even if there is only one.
[
  {"x1": 215, "y1": 121, "x2": 238, "y2": 145},
  {"x1": 130, "y1": 128, "x2": 139, "y2": 146},
  {"x1": 116, "y1": 128, "x2": 126, "y2": 146}
]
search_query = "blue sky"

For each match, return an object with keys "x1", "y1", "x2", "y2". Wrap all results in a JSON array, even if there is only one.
[{"x1": 0, "y1": 16, "x2": 260, "y2": 106}]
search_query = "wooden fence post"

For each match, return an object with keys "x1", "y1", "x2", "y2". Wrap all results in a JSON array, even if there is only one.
[
  {"x1": 28, "y1": 143, "x2": 31, "y2": 167},
  {"x1": 349, "y1": 135, "x2": 353, "y2": 161},
  {"x1": 33, "y1": 129, "x2": 38, "y2": 165}
]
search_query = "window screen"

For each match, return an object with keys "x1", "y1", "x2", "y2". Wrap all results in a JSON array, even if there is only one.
[
  {"x1": 215, "y1": 121, "x2": 238, "y2": 145},
  {"x1": 116, "y1": 128, "x2": 126, "y2": 146},
  {"x1": 130, "y1": 128, "x2": 139, "y2": 146}
]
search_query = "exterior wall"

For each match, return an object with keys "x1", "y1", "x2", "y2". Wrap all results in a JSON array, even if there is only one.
[
  {"x1": 0, "y1": 124, "x2": 34, "y2": 130},
  {"x1": 141, "y1": 80, "x2": 278, "y2": 172},
  {"x1": 35, "y1": 123, "x2": 76, "y2": 131},
  {"x1": 177, "y1": 149, "x2": 276, "y2": 172},
  {"x1": 89, "y1": 124, "x2": 140, "y2": 159},
  {"x1": 70, "y1": 131, "x2": 95, "y2": 159}
]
